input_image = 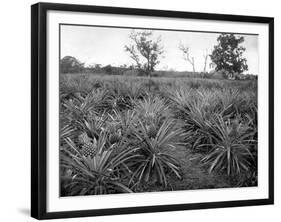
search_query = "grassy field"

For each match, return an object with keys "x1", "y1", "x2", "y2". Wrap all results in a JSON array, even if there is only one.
[{"x1": 59, "y1": 73, "x2": 257, "y2": 196}]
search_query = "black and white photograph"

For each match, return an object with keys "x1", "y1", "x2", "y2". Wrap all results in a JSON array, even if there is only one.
[
  {"x1": 0, "y1": 0, "x2": 277, "y2": 221},
  {"x1": 29, "y1": 2, "x2": 274, "y2": 219},
  {"x1": 59, "y1": 24, "x2": 259, "y2": 196}
]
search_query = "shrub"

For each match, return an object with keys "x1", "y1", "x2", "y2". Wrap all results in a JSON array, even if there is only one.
[
  {"x1": 201, "y1": 114, "x2": 256, "y2": 175},
  {"x1": 60, "y1": 133, "x2": 140, "y2": 195},
  {"x1": 133, "y1": 96, "x2": 171, "y2": 127},
  {"x1": 129, "y1": 119, "x2": 185, "y2": 188}
]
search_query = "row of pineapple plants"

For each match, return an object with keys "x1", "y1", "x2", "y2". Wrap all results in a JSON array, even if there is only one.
[{"x1": 60, "y1": 76, "x2": 257, "y2": 196}]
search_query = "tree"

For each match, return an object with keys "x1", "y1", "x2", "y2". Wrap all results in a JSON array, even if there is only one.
[
  {"x1": 103, "y1": 65, "x2": 113, "y2": 74},
  {"x1": 202, "y1": 49, "x2": 209, "y2": 73},
  {"x1": 179, "y1": 43, "x2": 196, "y2": 72},
  {"x1": 60, "y1": 56, "x2": 84, "y2": 73},
  {"x1": 210, "y1": 34, "x2": 248, "y2": 79},
  {"x1": 125, "y1": 30, "x2": 164, "y2": 77}
]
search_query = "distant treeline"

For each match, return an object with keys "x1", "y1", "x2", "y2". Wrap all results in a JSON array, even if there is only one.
[{"x1": 60, "y1": 56, "x2": 257, "y2": 80}]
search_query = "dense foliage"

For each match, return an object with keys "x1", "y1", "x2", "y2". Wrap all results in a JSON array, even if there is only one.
[
  {"x1": 210, "y1": 34, "x2": 248, "y2": 78},
  {"x1": 60, "y1": 56, "x2": 85, "y2": 73}
]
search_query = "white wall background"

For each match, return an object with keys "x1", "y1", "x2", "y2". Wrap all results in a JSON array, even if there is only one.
[{"x1": 0, "y1": 0, "x2": 279, "y2": 221}]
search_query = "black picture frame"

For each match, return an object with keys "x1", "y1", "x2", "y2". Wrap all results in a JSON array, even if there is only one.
[{"x1": 31, "y1": 2, "x2": 274, "y2": 220}]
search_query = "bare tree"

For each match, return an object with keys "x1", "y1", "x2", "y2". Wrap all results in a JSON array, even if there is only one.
[
  {"x1": 179, "y1": 43, "x2": 196, "y2": 72},
  {"x1": 125, "y1": 30, "x2": 164, "y2": 77},
  {"x1": 203, "y1": 49, "x2": 209, "y2": 73}
]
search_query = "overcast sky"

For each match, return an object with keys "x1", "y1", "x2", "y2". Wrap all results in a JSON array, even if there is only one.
[{"x1": 60, "y1": 25, "x2": 259, "y2": 74}]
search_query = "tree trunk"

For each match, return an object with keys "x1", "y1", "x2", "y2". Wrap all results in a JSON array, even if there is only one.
[
  {"x1": 148, "y1": 71, "x2": 152, "y2": 92},
  {"x1": 192, "y1": 58, "x2": 196, "y2": 72}
]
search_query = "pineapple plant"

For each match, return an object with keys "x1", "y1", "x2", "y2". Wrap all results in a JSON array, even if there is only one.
[
  {"x1": 109, "y1": 129, "x2": 122, "y2": 144},
  {"x1": 78, "y1": 132, "x2": 98, "y2": 158},
  {"x1": 147, "y1": 124, "x2": 158, "y2": 138}
]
